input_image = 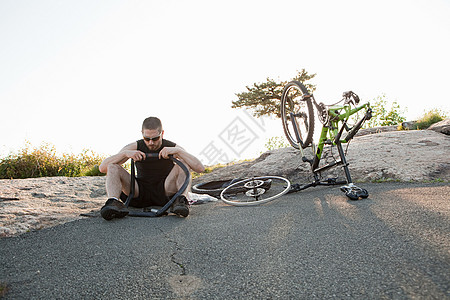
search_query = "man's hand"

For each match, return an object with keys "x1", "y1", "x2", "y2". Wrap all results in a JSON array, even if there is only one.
[
  {"x1": 159, "y1": 145, "x2": 205, "y2": 173},
  {"x1": 159, "y1": 147, "x2": 180, "y2": 159},
  {"x1": 124, "y1": 150, "x2": 147, "y2": 161}
]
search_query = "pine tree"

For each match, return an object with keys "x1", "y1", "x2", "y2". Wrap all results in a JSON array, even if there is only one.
[{"x1": 232, "y1": 69, "x2": 316, "y2": 118}]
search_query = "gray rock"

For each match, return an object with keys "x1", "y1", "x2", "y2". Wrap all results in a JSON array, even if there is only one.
[
  {"x1": 89, "y1": 188, "x2": 106, "y2": 198},
  {"x1": 355, "y1": 125, "x2": 399, "y2": 137},
  {"x1": 31, "y1": 192, "x2": 47, "y2": 198},
  {"x1": 427, "y1": 118, "x2": 450, "y2": 135},
  {"x1": 194, "y1": 130, "x2": 450, "y2": 184},
  {"x1": 401, "y1": 121, "x2": 418, "y2": 130}
]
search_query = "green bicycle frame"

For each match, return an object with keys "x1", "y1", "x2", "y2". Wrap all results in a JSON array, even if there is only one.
[{"x1": 312, "y1": 102, "x2": 371, "y2": 171}]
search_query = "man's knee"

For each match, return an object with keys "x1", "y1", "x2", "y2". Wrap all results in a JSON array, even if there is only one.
[
  {"x1": 165, "y1": 165, "x2": 188, "y2": 193},
  {"x1": 173, "y1": 164, "x2": 188, "y2": 181},
  {"x1": 106, "y1": 163, "x2": 125, "y2": 177}
]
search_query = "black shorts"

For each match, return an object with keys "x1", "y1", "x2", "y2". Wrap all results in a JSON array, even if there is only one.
[{"x1": 120, "y1": 178, "x2": 169, "y2": 208}]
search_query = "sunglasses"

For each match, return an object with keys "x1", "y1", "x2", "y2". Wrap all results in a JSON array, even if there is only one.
[{"x1": 143, "y1": 133, "x2": 161, "y2": 142}]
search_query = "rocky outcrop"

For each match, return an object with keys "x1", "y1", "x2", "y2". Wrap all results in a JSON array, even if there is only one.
[
  {"x1": 428, "y1": 118, "x2": 450, "y2": 135},
  {"x1": 355, "y1": 125, "x2": 399, "y2": 137},
  {"x1": 194, "y1": 130, "x2": 450, "y2": 184},
  {"x1": 0, "y1": 177, "x2": 106, "y2": 237}
]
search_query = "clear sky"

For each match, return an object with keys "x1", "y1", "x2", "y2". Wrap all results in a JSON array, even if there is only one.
[{"x1": 1, "y1": 0, "x2": 449, "y2": 165}]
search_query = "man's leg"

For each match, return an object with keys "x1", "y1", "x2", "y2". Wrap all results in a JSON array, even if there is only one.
[
  {"x1": 165, "y1": 163, "x2": 190, "y2": 217},
  {"x1": 105, "y1": 163, "x2": 139, "y2": 199},
  {"x1": 164, "y1": 163, "x2": 190, "y2": 196},
  {"x1": 101, "y1": 164, "x2": 139, "y2": 220}
]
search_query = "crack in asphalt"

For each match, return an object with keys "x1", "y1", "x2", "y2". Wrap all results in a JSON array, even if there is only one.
[{"x1": 158, "y1": 228, "x2": 186, "y2": 276}]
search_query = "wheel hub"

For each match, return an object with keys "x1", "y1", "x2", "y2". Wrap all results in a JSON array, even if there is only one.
[
  {"x1": 244, "y1": 180, "x2": 264, "y2": 189},
  {"x1": 245, "y1": 188, "x2": 266, "y2": 197}
]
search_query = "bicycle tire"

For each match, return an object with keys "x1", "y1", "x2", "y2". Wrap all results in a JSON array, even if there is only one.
[
  {"x1": 191, "y1": 178, "x2": 245, "y2": 197},
  {"x1": 220, "y1": 176, "x2": 291, "y2": 206},
  {"x1": 281, "y1": 81, "x2": 315, "y2": 149},
  {"x1": 125, "y1": 154, "x2": 190, "y2": 217}
]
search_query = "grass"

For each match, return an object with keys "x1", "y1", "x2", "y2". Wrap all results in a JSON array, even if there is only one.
[
  {"x1": 191, "y1": 159, "x2": 254, "y2": 180},
  {"x1": 422, "y1": 178, "x2": 447, "y2": 183},
  {"x1": 191, "y1": 163, "x2": 227, "y2": 179},
  {"x1": 0, "y1": 142, "x2": 105, "y2": 179},
  {"x1": 371, "y1": 178, "x2": 401, "y2": 183},
  {"x1": 415, "y1": 108, "x2": 447, "y2": 129}
]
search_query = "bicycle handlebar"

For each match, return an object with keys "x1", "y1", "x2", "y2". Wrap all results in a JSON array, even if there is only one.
[
  {"x1": 142, "y1": 153, "x2": 176, "y2": 160},
  {"x1": 144, "y1": 153, "x2": 162, "y2": 159},
  {"x1": 342, "y1": 91, "x2": 360, "y2": 105}
]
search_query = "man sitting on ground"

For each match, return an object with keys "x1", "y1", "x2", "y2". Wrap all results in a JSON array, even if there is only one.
[{"x1": 98, "y1": 117, "x2": 205, "y2": 220}]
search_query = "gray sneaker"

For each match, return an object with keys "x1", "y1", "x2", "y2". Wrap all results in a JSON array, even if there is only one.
[
  {"x1": 101, "y1": 198, "x2": 129, "y2": 220},
  {"x1": 170, "y1": 195, "x2": 189, "y2": 217}
]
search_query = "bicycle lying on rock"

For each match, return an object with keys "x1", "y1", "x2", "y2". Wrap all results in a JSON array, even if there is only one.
[{"x1": 194, "y1": 81, "x2": 372, "y2": 205}]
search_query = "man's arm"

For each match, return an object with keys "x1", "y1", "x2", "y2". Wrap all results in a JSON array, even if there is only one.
[
  {"x1": 159, "y1": 146, "x2": 205, "y2": 173},
  {"x1": 98, "y1": 142, "x2": 144, "y2": 173}
]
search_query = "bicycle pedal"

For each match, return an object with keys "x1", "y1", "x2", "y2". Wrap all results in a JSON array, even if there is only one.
[
  {"x1": 340, "y1": 185, "x2": 368, "y2": 200},
  {"x1": 345, "y1": 191, "x2": 359, "y2": 201},
  {"x1": 340, "y1": 186, "x2": 350, "y2": 193},
  {"x1": 356, "y1": 188, "x2": 369, "y2": 199}
]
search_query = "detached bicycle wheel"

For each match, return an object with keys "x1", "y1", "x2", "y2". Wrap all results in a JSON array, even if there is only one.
[
  {"x1": 281, "y1": 81, "x2": 315, "y2": 149},
  {"x1": 192, "y1": 178, "x2": 244, "y2": 197},
  {"x1": 220, "y1": 176, "x2": 291, "y2": 206}
]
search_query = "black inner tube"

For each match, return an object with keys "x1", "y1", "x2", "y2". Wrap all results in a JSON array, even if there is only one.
[{"x1": 124, "y1": 153, "x2": 190, "y2": 217}]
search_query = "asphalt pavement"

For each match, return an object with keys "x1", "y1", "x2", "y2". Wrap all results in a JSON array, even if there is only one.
[{"x1": 1, "y1": 182, "x2": 449, "y2": 299}]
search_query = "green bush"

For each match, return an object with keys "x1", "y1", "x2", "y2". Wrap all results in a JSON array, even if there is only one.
[
  {"x1": 415, "y1": 109, "x2": 447, "y2": 129},
  {"x1": 263, "y1": 136, "x2": 290, "y2": 151},
  {"x1": 0, "y1": 142, "x2": 105, "y2": 179},
  {"x1": 191, "y1": 163, "x2": 226, "y2": 180},
  {"x1": 363, "y1": 94, "x2": 406, "y2": 128}
]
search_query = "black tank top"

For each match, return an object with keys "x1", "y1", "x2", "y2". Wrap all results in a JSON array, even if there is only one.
[{"x1": 135, "y1": 139, "x2": 177, "y2": 183}]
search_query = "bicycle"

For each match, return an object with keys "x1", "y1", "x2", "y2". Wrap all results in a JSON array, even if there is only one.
[
  {"x1": 202, "y1": 81, "x2": 372, "y2": 205},
  {"x1": 280, "y1": 80, "x2": 372, "y2": 200},
  {"x1": 220, "y1": 81, "x2": 372, "y2": 206}
]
